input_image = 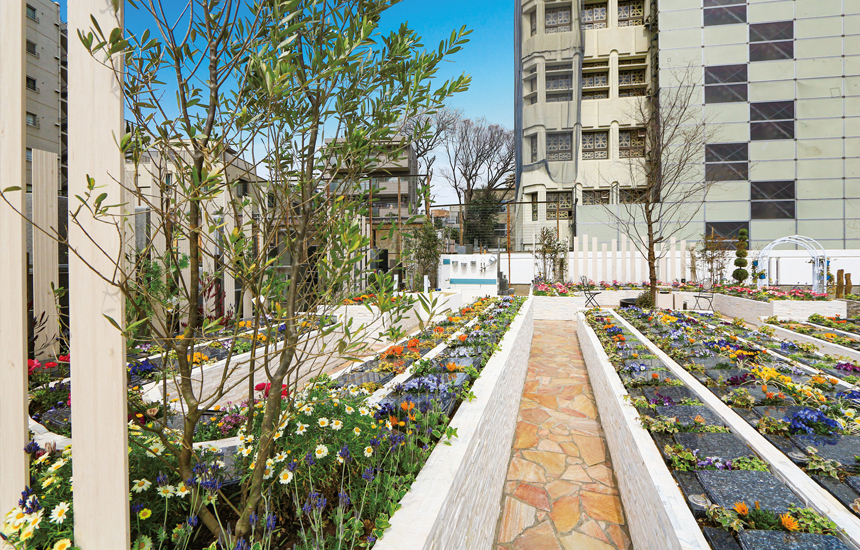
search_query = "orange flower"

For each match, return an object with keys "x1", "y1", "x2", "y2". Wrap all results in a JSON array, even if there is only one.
[
  {"x1": 408, "y1": 338, "x2": 420, "y2": 349},
  {"x1": 458, "y1": 334, "x2": 468, "y2": 342},
  {"x1": 765, "y1": 392, "x2": 775, "y2": 399},
  {"x1": 651, "y1": 373, "x2": 659, "y2": 379},
  {"x1": 693, "y1": 415, "x2": 706, "y2": 424},
  {"x1": 761, "y1": 385, "x2": 768, "y2": 393},
  {"x1": 733, "y1": 502, "x2": 749, "y2": 515},
  {"x1": 780, "y1": 513, "x2": 799, "y2": 531},
  {"x1": 446, "y1": 362, "x2": 459, "y2": 372},
  {"x1": 401, "y1": 401, "x2": 415, "y2": 411},
  {"x1": 434, "y1": 327, "x2": 444, "y2": 334}
]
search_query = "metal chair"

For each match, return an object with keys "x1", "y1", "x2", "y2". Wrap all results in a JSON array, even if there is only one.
[
  {"x1": 693, "y1": 279, "x2": 715, "y2": 310},
  {"x1": 580, "y1": 276, "x2": 601, "y2": 308}
]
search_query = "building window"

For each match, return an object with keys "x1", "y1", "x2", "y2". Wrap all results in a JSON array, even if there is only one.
[
  {"x1": 26, "y1": 4, "x2": 38, "y2": 21},
  {"x1": 581, "y1": 2, "x2": 607, "y2": 30},
  {"x1": 26, "y1": 148, "x2": 33, "y2": 163},
  {"x1": 529, "y1": 135, "x2": 538, "y2": 163},
  {"x1": 750, "y1": 101, "x2": 794, "y2": 140},
  {"x1": 547, "y1": 133, "x2": 573, "y2": 161},
  {"x1": 583, "y1": 60, "x2": 609, "y2": 69},
  {"x1": 619, "y1": 88, "x2": 646, "y2": 97},
  {"x1": 618, "y1": 1, "x2": 644, "y2": 26},
  {"x1": 529, "y1": 11, "x2": 537, "y2": 36},
  {"x1": 583, "y1": 90, "x2": 609, "y2": 99},
  {"x1": 706, "y1": 222, "x2": 749, "y2": 241},
  {"x1": 619, "y1": 129, "x2": 645, "y2": 158},
  {"x1": 749, "y1": 21, "x2": 793, "y2": 61},
  {"x1": 531, "y1": 195, "x2": 538, "y2": 221},
  {"x1": 26, "y1": 40, "x2": 38, "y2": 57},
  {"x1": 25, "y1": 112, "x2": 39, "y2": 128},
  {"x1": 26, "y1": 76, "x2": 38, "y2": 92},
  {"x1": 751, "y1": 181, "x2": 795, "y2": 219},
  {"x1": 546, "y1": 192, "x2": 573, "y2": 220},
  {"x1": 619, "y1": 69, "x2": 646, "y2": 86},
  {"x1": 582, "y1": 131, "x2": 609, "y2": 159},
  {"x1": 704, "y1": 64, "x2": 747, "y2": 103},
  {"x1": 546, "y1": 72, "x2": 572, "y2": 102},
  {"x1": 703, "y1": 0, "x2": 746, "y2": 26},
  {"x1": 582, "y1": 71, "x2": 609, "y2": 89},
  {"x1": 582, "y1": 190, "x2": 610, "y2": 205},
  {"x1": 545, "y1": 6, "x2": 572, "y2": 33},
  {"x1": 705, "y1": 142, "x2": 748, "y2": 181},
  {"x1": 620, "y1": 188, "x2": 647, "y2": 203}
]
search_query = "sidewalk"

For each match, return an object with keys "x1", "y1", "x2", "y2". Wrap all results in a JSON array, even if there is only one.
[{"x1": 494, "y1": 320, "x2": 632, "y2": 550}]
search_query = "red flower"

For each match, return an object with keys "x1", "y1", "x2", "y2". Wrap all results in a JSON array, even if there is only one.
[{"x1": 45, "y1": 362, "x2": 58, "y2": 368}]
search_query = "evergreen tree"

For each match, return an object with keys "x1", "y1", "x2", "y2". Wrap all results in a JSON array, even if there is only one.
[{"x1": 733, "y1": 229, "x2": 749, "y2": 284}]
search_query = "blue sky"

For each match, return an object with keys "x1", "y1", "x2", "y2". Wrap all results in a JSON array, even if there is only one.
[{"x1": 58, "y1": 0, "x2": 512, "y2": 202}]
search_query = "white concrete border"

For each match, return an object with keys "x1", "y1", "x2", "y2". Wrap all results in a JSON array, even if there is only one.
[
  {"x1": 713, "y1": 294, "x2": 847, "y2": 326},
  {"x1": 375, "y1": 298, "x2": 535, "y2": 550},
  {"x1": 577, "y1": 311, "x2": 710, "y2": 550},
  {"x1": 610, "y1": 310, "x2": 860, "y2": 549},
  {"x1": 766, "y1": 324, "x2": 860, "y2": 364}
]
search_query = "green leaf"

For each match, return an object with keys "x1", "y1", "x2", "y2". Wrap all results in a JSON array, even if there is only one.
[
  {"x1": 2, "y1": 186, "x2": 22, "y2": 193},
  {"x1": 103, "y1": 314, "x2": 122, "y2": 331}
]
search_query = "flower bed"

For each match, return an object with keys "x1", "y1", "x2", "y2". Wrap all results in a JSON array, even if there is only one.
[
  {"x1": 711, "y1": 293, "x2": 847, "y2": 326},
  {"x1": 715, "y1": 285, "x2": 829, "y2": 302},
  {"x1": 582, "y1": 309, "x2": 854, "y2": 550},
  {"x1": 764, "y1": 317, "x2": 860, "y2": 365},
  {"x1": 615, "y1": 307, "x2": 860, "y2": 527},
  {"x1": 5, "y1": 296, "x2": 528, "y2": 550}
]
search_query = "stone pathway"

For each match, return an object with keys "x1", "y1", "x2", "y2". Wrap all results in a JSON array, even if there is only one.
[{"x1": 494, "y1": 320, "x2": 633, "y2": 550}]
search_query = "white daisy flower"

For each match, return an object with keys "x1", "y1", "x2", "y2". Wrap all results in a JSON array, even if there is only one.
[
  {"x1": 48, "y1": 459, "x2": 67, "y2": 473},
  {"x1": 345, "y1": 405, "x2": 355, "y2": 415},
  {"x1": 314, "y1": 444, "x2": 329, "y2": 459},
  {"x1": 359, "y1": 407, "x2": 370, "y2": 417},
  {"x1": 274, "y1": 452, "x2": 287, "y2": 463},
  {"x1": 175, "y1": 484, "x2": 191, "y2": 499},
  {"x1": 157, "y1": 485, "x2": 175, "y2": 498},
  {"x1": 278, "y1": 470, "x2": 293, "y2": 485},
  {"x1": 49, "y1": 502, "x2": 70, "y2": 525},
  {"x1": 318, "y1": 417, "x2": 330, "y2": 428},
  {"x1": 353, "y1": 427, "x2": 361, "y2": 436},
  {"x1": 146, "y1": 443, "x2": 165, "y2": 457},
  {"x1": 331, "y1": 420, "x2": 343, "y2": 431},
  {"x1": 296, "y1": 422, "x2": 308, "y2": 435},
  {"x1": 131, "y1": 479, "x2": 152, "y2": 493},
  {"x1": 364, "y1": 446, "x2": 373, "y2": 458}
]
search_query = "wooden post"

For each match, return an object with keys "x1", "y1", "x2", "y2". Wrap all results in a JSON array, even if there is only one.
[
  {"x1": 572, "y1": 235, "x2": 579, "y2": 282},
  {"x1": 0, "y1": 0, "x2": 30, "y2": 517},
  {"x1": 846, "y1": 274, "x2": 853, "y2": 297},
  {"x1": 836, "y1": 269, "x2": 845, "y2": 299},
  {"x1": 592, "y1": 237, "x2": 598, "y2": 281},
  {"x1": 68, "y1": 1, "x2": 131, "y2": 547},
  {"x1": 611, "y1": 238, "x2": 617, "y2": 282},
  {"x1": 601, "y1": 243, "x2": 608, "y2": 283},
  {"x1": 32, "y1": 150, "x2": 60, "y2": 358},
  {"x1": 670, "y1": 237, "x2": 677, "y2": 283}
]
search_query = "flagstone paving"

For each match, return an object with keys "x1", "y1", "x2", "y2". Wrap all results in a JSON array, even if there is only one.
[{"x1": 494, "y1": 320, "x2": 633, "y2": 550}]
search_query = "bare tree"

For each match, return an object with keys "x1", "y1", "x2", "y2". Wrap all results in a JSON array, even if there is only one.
[
  {"x1": 440, "y1": 117, "x2": 515, "y2": 244},
  {"x1": 603, "y1": 65, "x2": 720, "y2": 302},
  {"x1": 403, "y1": 107, "x2": 461, "y2": 213}
]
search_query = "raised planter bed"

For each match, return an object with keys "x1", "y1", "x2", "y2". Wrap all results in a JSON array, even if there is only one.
[
  {"x1": 713, "y1": 294, "x2": 847, "y2": 326},
  {"x1": 373, "y1": 298, "x2": 534, "y2": 550},
  {"x1": 584, "y1": 308, "x2": 860, "y2": 549},
  {"x1": 765, "y1": 323, "x2": 860, "y2": 364},
  {"x1": 577, "y1": 312, "x2": 709, "y2": 550}
]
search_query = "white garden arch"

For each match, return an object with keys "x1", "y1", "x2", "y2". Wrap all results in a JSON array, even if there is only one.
[{"x1": 756, "y1": 235, "x2": 828, "y2": 293}]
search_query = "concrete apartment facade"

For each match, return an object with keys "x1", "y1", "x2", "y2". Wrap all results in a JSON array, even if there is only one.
[
  {"x1": 515, "y1": 0, "x2": 860, "y2": 250},
  {"x1": 20, "y1": 0, "x2": 67, "y2": 191}
]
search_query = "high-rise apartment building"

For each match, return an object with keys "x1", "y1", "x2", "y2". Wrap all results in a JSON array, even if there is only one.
[
  {"x1": 515, "y1": 0, "x2": 860, "y2": 250},
  {"x1": 19, "y1": 0, "x2": 67, "y2": 191},
  {"x1": 514, "y1": 0, "x2": 584, "y2": 249}
]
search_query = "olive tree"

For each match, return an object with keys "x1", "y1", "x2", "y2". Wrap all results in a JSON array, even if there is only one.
[{"x1": 67, "y1": 0, "x2": 470, "y2": 541}]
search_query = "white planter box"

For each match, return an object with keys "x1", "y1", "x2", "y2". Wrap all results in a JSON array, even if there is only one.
[
  {"x1": 766, "y1": 324, "x2": 860, "y2": 364},
  {"x1": 577, "y1": 312, "x2": 710, "y2": 550},
  {"x1": 375, "y1": 298, "x2": 535, "y2": 550},
  {"x1": 713, "y1": 294, "x2": 847, "y2": 326}
]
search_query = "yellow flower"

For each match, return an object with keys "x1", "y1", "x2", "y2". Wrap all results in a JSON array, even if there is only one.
[
  {"x1": 54, "y1": 539, "x2": 73, "y2": 550},
  {"x1": 19, "y1": 525, "x2": 35, "y2": 540},
  {"x1": 139, "y1": 508, "x2": 152, "y2": 520},
  {"x1": 353, "y1": 427, "x2": 361, "y2": 436}
]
